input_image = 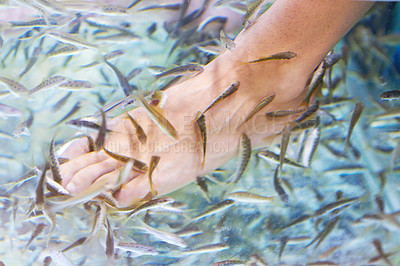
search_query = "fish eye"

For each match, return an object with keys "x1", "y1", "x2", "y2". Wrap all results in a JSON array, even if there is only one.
[{"x1": 121, "y1": 22, "x2": 130, "y2": 28}]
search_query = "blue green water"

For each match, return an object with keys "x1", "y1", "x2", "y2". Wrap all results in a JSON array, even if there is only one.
[{"x1": 1, "y1": 1, "x2": 400, "y2": 265}]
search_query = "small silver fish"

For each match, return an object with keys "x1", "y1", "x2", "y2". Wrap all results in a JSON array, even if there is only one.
[
  {"x1": 201, "y1": 82, "x2": 240, "y2": 115},
  {"x1": 0, "y1": 103, "x2": 23, "y2": 119},
  {"x1": 127, "y1": 196, "x2": 174, "y2": 218},
  {"x1": 134, "y1": 218, "x2": 187, "y2": 248},
  {"x1": 344, "y1": 102, "x2": 364, "y2": 152},
  {"x1": 46, "y1": 29, "x2": 98, "y2": 49},
  {"x1": 196, "y1": 176, "x2": 211, "y2": 202},
  {"x1": 220, "y1": 29, "x2": 235, "y2": 51},
  {"x1": 182, "y1": 243, "x2": 229, "y2": 255},
  {"x1": 230, "y1": 133, "x2": 251, "y2": 184},
  {"x1": 49, "y1": 135, "x2": 62, "y2": 184},
  {"x1": 248, "y1": 51, "x2": 297, "y2": 64},
  {"x1": 0, "y1": 76, "x2": 29, "y2": 96},
  {"x1": 147, "y1": 156, "x2": 160, "y2": 196},
  {"x1": 196, "y1": 113, "x2": 207, "y2": 166},
  {"x1": 242, "y1": 0, "x2": 264, "y2": 26},
  {"x1": 154, "y1": 64, "x2": 203, "y2": 79},
  {"x1": 58, "y1": 80, "x2": 93, "y2": 90},
  {"x1": 29, "y1": 76, "x2": 67, "y2": 95},
  {"x1": 238, "y1": 94, "x2": 275, "y2": 127},
  {"x1": 23, "y1": 223, "x2": 46, "y2": 252},
  {"x1": 47, "y1": 45, "x2": 86, "y2": 57},
  {"x1": 125, "y1": 113, "x2": 147, "y2": 145},
  {"x1": 227, "y1": 191, "x2": 273, "y2": 203},
  {"x1": 380, "y1": 90, "x2": 400, "y2": 100},
  {"x1": 116, "y1": 241, "x2": 159, "y2": 255},
  {"x1": 193, "y1": 199, "x2": 235, "y2": 220}
]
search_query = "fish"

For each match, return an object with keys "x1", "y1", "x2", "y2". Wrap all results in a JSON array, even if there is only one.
[
  {"x1": 295, "y1": 101, "x2": 319, "y2": 123},
  {"x1": 29, "y1": 76, "x2": 67, "y2": 95},
  {"x1": 230, "y1": 133, "x2": 251, "y2": 185},
  {"x1": 62, "y1": 2, "x2": 129, "y2": 16},
  {"x1": 105, "y1": 218, "x2": 114, "y2": 261},
  {"x1": 85, "y1": 203, "x2": 106, "y2": 242},
  {"x1": 0, "y1": 103, "x2": 23, "y2": 119},
  {"x1": 258, "y1": 150, "x2": 305, "y2": 168},
  {"x1": 116, "y1": 241, "x2": 159, "y2": 256},
  {"x1": 51, "y1": 92, "x2": 72, "y2": 112},
  {"x1": 138, "y1": 3, "x2": 182, "y2": 12},
  {"x1": 344, "y1": 102, "x2": 364, "y2": 153},
  {"x1": 372, "y1": 239, "x2": 393, "y2": 266},
  {"x1": 43, "y1": 204, "x2": 57, "y2": 243},
  {"x1": 127, "y1": 197, "x2": 174, "y2": 218},
  {"x1": 46, "y1": 29, "x2": 98, "y2": 49},
  {"x1": 227, "y1": 191, "x2": 273, "y2": 203},
  {"x1": 242, "y1": 0, "x2": 264, "y2": 27},
  {"x1": 390, "y1": 140, "x2": 400, "y2": 169},
  {"x1": 199, "y1": 16, "x2": 227, "y2": 32},
  {"x1": 154, "y1": 64, "x2": 203, "y2": 79},
  {"x1": 66, "y1": 119, "x2": 111, "y2": 134},
  {"x1": 125, "y1": 113, "x2": 147, "y2": 145},
  {"x1": 306, "y1": 216, "x2": 341, "y2": 250},
  {"x1": 192, "y1": 199, "x2": 235, "y2": 220},
  {"x1": 11, "y1": 18, "x2": 57, "y2": 28},
  {"x1": 303, "y1": 63, "x2": 325, "y2": 104},
  {"x1": 196, "y1": 113, "x2": 207, "y2": 166},
  {"x1": 265, "y1": 107, "x2": 306, "y2": 118},
  {"x1": 135, "y1": 92, "x2": 179, "y2": 140},
  {"x1": 313, "y1": 197, "x2": 359, "y2": 217},
  {"x1": 211, "y1": 260, "x2": 245, "y2": 266},
  {"x1": 0, "y1": 76, "x2": 29, "y2": 96},
  {"x1": 2, "y1": 168, "x2": 39, "y2": 193},
  {"x1": 182, "y1": 243, "x2": 230, "y2": 255},
  {"x1": 47, "y1": 45, "x2": 86, "y2": 57},
  {"x1": 201, "y1": 82, "x2": 240, "y2": 115},
  {"x1": 49, "y1": 134, "x2": 62, "y2": 184},
  {"x1": 23, "y1": 223, "x2": 46, "y2": 252},
  {"x1": 126, "y1": 68, "x2": 142, "y2": 81},
  {"x1": 52, "y1": 101, "x2": 81, "y2": 127},
  {"x1": 61, "y1": 237, "x2": 87, "y2": 252},
  {"x1": 300, "y1": 117, "x2": 320, "y2": 167},
  {"x1": 81, "y1": 49, "x2": 124, "y2": 68},
  {"x1": 220, "y1": 29, "x2": 235, "y2": 51},
  {"x1": 380, "y1": 90, "x2": 400, "y2": 100},
  {"x1": 238, "y1": 94, "x2": 275, "y2": 128},
  {"x1": 278, "y1": 236, "x2": 289, "y2": 265},
  {"x1": 19, "y1": 39, "x2": 44, "y2": 78},
  {"x1": 103, "y1": 147, "x2": 148, "y2": 173},
  {"x1": 196, "y1": 176, "x2": 211, "y2": 202},
  {"x1": 58, "y1": 80, "x2": 94, "y2": 90},
  {"x1": 279, "y1": 125, "x2": 291, "y2": 175},
  {"x1": 48, "y1": 177, "x2": 110, "y2": 209},
  {"x1": 95, "y1": 110, "x2": 106, "y2": 151},
  {"x1": 322, "y1": 52, "x2": 342, "y2": 69},
  {"x1": 273, "y1": 165, "x2": 288, "y2": 203},
  {"x1": 148, "y1": 156, "x2": 160, "y2": 196},
  {"x1": 134, "y1": 218, "x2": 187, "y2": 248},
  {"x1": 13, "y1": 110, "x2": 34, "y2": 137},
  {"x1": 175, "y1": 226, "x2": 203, "y2": 237},
  {"x1": 35, "y1": 162, "x2": 49, "y2": 210},
  {"x1": 103, "y1": 58, "x2": 134, "y2": 96},
  {"x1": 248, "y1": 51, "x2": 297, "y2": 64}
]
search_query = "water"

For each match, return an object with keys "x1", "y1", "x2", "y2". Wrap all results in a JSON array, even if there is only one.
[{"x1": 1, "y1": 1, "x2": 400, "y2": 265}]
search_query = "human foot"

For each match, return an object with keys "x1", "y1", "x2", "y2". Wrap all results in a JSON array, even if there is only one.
[{"x1": 59, "y1": 0, "x2": 374, "y2": 207}]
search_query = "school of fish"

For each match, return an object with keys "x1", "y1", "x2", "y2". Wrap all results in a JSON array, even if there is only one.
[{"x1": 0, "y1": 1, "x2": 400, "y2": 265}]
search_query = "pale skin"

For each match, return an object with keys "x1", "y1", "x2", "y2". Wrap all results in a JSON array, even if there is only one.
[{"x1": 59, "y1": 0, "x2": 375, "y2": 207}]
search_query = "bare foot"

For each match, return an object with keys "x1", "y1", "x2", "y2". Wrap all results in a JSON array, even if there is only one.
[{"x1": 59, "y1": 0, "x2": 373, "y2": 207}]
